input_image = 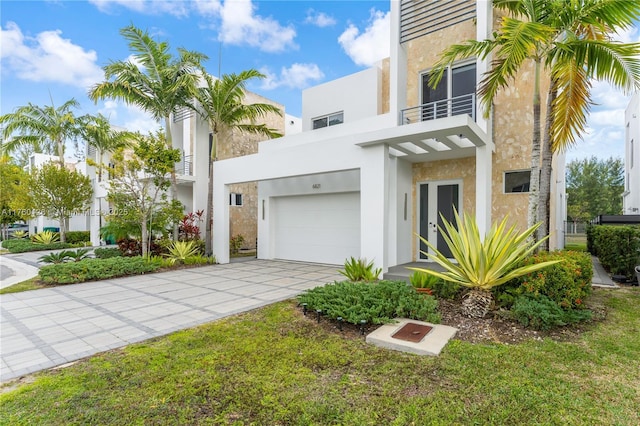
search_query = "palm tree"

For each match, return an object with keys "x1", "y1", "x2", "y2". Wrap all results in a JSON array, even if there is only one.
[
  {"x1": 0, "y1": 98, "x2": 81, "y2": 167},
  {"x1": 80, "y1": 114, "x2": 134, "y2": 182},
  {"x1": 193, "y1": 70, "x2": 283, "y2": 256},
  {"x1": 88, "y1": 24, "x2": 207, "y2": 239},
  {"x1": 430, "y1": 0, "x2": 640, "y2": 246}
]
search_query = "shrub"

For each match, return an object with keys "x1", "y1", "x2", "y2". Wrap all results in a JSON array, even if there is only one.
[
  {"x1": 409, "y1": 271, "x2": 462, "y2": 299},
  {"x1": 32, "y1": 231, "x2": 59, "y2": 245},
  {"x1": 93, "y1": 248, "x2": 122, "y2": 259},
  {"x1": 510, "y1": 295, "x2": 592, "y2": 331},
  {"x1": 39, "y1": 251, "x2": 72, "y2": 264},
  {"x1": 64, "y1": 231, "x2": 90, "y2": 244},
  {"x1": 589, "y1": 225, "x2": 640, "y2": 278},
  {"x1": 339, "y1": 257, "x2": 382, "y2": 282},
  {"x1": 165, "y1": 241, "x2": 200, "y2": 265},
  {"x1": 66, "y1": 248, "x2": 92, "y2": 262},
  {"x1": 4, "y1": 240, "x2": 72, "y2": 253},
  {"x1": 183, "y1": 254, "x2": 216, "y2": 265},
  {"x1": 495, "y1": 251, "x2": 593, "y2": 309},
  {"x1": 39, "y1": 257, "x2": 160, "y2": 284},
  {"x1": 298, "y1": 280, "x2": 440, "y2": 325},
  {"x1": 117, "y1": 238, "x2": 165, "y2": 257},
  {"x1": 230, "y1": 234, "x2": 245, "y2": 255}
]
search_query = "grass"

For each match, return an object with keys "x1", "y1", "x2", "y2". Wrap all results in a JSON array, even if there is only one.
[
  {"x1": 1, "y1": 288, "x2": 639, "y2": 425},
  {"x1": 0, "y1": 278, "x2": 45, "y2": 294},
  {"x1": 564, "y1": 242, "x2": 587, "y2": 251}
]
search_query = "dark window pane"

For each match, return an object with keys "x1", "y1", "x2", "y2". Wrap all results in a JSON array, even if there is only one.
[
  {"x1": 329, "y1": 112, "x2": 343, "y2": 126},
  {"x1": 313, "y1": 117, "x2": 328, "y2": 129},
  {"x1": 505, "y1": 171, "x2": 531, "y2": 193}
]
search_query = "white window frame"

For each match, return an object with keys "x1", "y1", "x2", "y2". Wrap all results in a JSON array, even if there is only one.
[{"x1": 229, "y1": 193, "x2": 243, "y2": 206}]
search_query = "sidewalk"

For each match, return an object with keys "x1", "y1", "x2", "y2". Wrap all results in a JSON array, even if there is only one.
[{"x1": 591, "y1": 256, "x2": 618, "y2": 288}]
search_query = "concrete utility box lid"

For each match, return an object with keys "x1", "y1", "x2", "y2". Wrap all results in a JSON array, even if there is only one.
[{"x1": 366, "y1": 318, "x2": 458, "y2": 356}]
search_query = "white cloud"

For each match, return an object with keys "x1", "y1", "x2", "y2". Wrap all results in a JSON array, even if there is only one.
[
  {"x1": 218, "y1": 0, "x2": 297, "y2": 53},
  {"x1": 338, "y1": 9, "x2": 390, "y2": 67},
  {"x1": 0, "y1": 22, "x2": 103, "y2": 89},
  {"x1": 305, "y1": 9, "x2": 336, "y2": 28},
  {"x1": 260, "y1": 63, "x2": 324, "y2": 90},
  {"x1": 193, "y1": 0, "x2": 221, "y2": 17}
]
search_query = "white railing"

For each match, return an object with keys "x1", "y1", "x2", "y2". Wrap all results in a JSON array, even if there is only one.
[
  {"x1": 401, "y1": 93, "x2": 476, "y2": 125},
  {"x1": 176, "y1": 154, "x2": 193, "y2": 176}
]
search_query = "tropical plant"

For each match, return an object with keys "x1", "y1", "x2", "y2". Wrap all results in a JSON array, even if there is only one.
[
  {"x1": 192, "y1": 70, "x2": 282, "y2": 255},
  {"x1": 89, "y1": 25, "x2": 207, "y2": 239},
  {"x1": 32, "y1": 231, "x2": 60, "y2": 245},
  {"x1": 410, "y1": 211, "x2": 560, "y2": 318},
  {"x1": 27, "y1": 162, "x2": 93, "y2": 243},
  {"x1": 39, "y1": 251, "x2": 71, "y2": 264},
  {"x1": 0, "y1": 98, "x2": 81, "y2": 166},
  {"x1": 178, "y1": 210, "x2": 203, "y2": 241},
  {"x1": 12, "y1": 230, "x2": 28, "y2": 239},
  {"x1": 409, "y1": 270, "x2": 439, "y2": 290},
  {"x1": 230, "y1": 234, "x2": 245, "y2": 255},
  {"x1": 0, "y1": 156, "x2": 30, "y2": 234},
  {"x1": 65, "y1": 248, "x2": 92, "y2": 262},
  {"x1": 430, "y1": 0, "x2": 640, "y2": 248},
  {"x1": 338, "y1": 257, "x2": 382, "y2": 282},
  {"x1": 165, "y1": 240, "x2": 201, "y2": 265}
]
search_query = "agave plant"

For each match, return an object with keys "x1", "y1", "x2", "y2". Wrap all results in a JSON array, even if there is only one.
[
  {"x1": 39, "y1": 251, "x2": 71, "y2": 264},
  {"x1": 339, "y1": 257, "x2": 382, "y2": 282},
  {"x1": 32, "y1": 231, "x2": 60, "y2": 245},
  {"x1": 410, "y1": 211, "x2": 560, "y2": 318},
  {"x1": 12, "y1": 230, "x2": 28, "y2": 239},
  {"x1": 165, "y1": 240, "x2": 201, "y2": 265}
]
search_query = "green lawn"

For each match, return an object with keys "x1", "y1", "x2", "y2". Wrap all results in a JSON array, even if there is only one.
[
  {"x1": 1, "y1": 288, "x2": 639, "y2": 425},
  {"x1": 0, "y1": 278, "x2": 46, "y2": 295}
]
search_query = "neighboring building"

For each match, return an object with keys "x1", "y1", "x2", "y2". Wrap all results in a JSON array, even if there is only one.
[
  {"x1": 210, "y1": 0, "x2": 566, "y2": 270},
  {"x1": 623, "y1": 92, "x2": 640, "y2": 214}
]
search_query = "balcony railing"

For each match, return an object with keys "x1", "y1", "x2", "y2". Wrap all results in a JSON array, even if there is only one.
[
  {"x1": 176, "y1": 154, "x2": 193, "y2": 176},
  {"x1": 401, "y1": 93, "x2": 476, "y2": 125}
]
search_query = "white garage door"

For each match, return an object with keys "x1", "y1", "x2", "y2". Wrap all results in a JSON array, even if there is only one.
[{"x1": 273, "y1": 192, "x2": 360, "y2": 265}]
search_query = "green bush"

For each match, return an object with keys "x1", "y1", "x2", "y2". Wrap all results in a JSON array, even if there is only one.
[
  {"x1": 510, "y1": 295, "x2": 592, "y2": 331},
  {"x1": 589, "y1": 225, "x2": 640, "y2": 278},
  {"x1": 495, "y1": 251, "x2": 593, "y2": 309},
  {"x1": 338, "y1": 257, "x2": 382, "y2": 282},
  {"x1": 93, "y1": 247, "x2": 123, "y2": 259},
  {"x1": 230, "y1": 234, "x2": 245, "y2": 255},
  {"x1": 4, "y1": 240, "x2": 72, "y2": 253},
  {"x1": 39, "y1": 257, "x2": 160, "y2": 284},
  {"x1": 64, "y1": 231, "x2": 90, "y2": 244},
  {"x1": 298, "y1": 280, "x2": 440, "y2": 325},
  {"x1": 408, "y1": 271, "x2": 462, "y2": 300}
]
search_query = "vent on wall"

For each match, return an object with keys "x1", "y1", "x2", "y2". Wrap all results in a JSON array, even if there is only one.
[{"x1": 400, "y1": 0, "x2": 476, "y2": 44}]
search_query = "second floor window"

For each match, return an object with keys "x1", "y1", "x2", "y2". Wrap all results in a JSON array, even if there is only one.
[
  {"x1": 312, "y1": 112, "x2": 344, "y2": 130},
  {"x1": 421, "y1": 62, "x2": 476, "y2": 120}
]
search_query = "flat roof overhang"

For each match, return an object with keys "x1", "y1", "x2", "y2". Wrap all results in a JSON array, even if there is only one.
[{"x1": 355, "y1": 114, "x2": 493, "y2": 163}]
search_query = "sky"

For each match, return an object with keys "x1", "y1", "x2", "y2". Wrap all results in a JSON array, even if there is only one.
[{"x1": 0, "y1": 0, "x2": 638, "y2": 163}]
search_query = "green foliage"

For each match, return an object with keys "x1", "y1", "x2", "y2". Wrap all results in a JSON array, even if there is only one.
[
  {"x1": 338, "y1": 257, "x2": 382, "y2": 282},
  {"x1": 409, "y1": 270, "x2": 439, "y2": 289},
  {"x1": 0, "y1": 156, "x2": 30, "y2": 226},
  {"x1": 39, "y1": 257, "x2": 160, "y2": 284},
  {"x1": 165, "y1": 240, "x2": 200, "y2": 265},
  {"x1": 230, "y1": 234, "x2": 245, "y2": 254},
  {"x1": 589, "y1": 225, "x2": 640, "y2": 278},
  {"x1": 182, "y1": 254, "x2": 216, "y2": 265},
  {"x1": 510, "y1": 295, "x2": 592, "y2": 331},
  {"x1": 566, "y1": 157, "x2": 624, "y2": 222},
  {"x1": 39, "y1": 251, "x2": 72, "y2": 264},
  {"x1": 2, "y1": 239, "x2": 71, "y2": 253},
  {"x1": 412, "y1": 211, "x2": 560, "y2": 290},
  {"x1": 146, "y1": 255, "x2": 174, "y2": 268},
  {"x1": 495, "y1": 251, "x2": 593, "y2": 309},
  {"x1": 64, "y1": 231, "x2": 90, "y2": 244},
  {"x1": 93, "y1": 247, "x2": 122, "y2": 259},
  {"x1": 12, "y1": 230, "x2": 28, "y2": 239},
  {"x1": 65, "y1": 248, "x2": 92, "y2": 262},
  {"x1": 298, "y1": 280, "x2": 440, "y2": 325},
  {"x1": 31, "y1": 231, "x2": 60, "y2": 245}
]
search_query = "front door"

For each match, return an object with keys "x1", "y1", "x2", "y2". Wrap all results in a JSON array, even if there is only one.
[{"x1": 418, "y1": 181, "x2": 461, "y2": 259}]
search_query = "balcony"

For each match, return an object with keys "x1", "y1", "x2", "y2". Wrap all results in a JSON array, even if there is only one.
[
  {"x1": 401, "y1": 93, "x2": 476, "y2": 125},
  {"x1": 176, "y1": 154, "x2": 193, "y2": 176}
]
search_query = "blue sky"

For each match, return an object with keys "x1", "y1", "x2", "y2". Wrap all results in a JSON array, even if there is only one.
[{"x1": 1, "y1": 0, "x2": 637, "y2": 162}]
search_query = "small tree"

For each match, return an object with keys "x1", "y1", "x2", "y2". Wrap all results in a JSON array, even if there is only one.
[
  {"x1": 27, "y1": 163, "x2": 93, "y2": 243},
  {"x1": 566, "y1": 157, "x2": 624, "y2": 221},
  {"x1": 106, "y1": 132, "x2": 182, "y2": 257},
  {"x1": 0, "y1": 156, "x2": 29, "y2": 238}
]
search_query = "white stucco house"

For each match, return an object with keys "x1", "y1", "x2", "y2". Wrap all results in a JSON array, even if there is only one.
[
  {"x1": 210, "y1": 0, "x2": 566, "y2": 271},
  {"x1": 623, "y1": 92, "x2": 640, "y2": 214}
]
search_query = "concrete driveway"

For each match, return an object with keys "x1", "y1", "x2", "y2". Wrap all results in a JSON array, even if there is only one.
[{"x1": 0, "y1": 260, "x2": 342, "y2": 382}]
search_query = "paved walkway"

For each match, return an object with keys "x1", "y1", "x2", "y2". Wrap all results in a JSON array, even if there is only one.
[
  {"x1": 0, "y1": 260, "x2": 342, "y2": 382},
  {"x1": 591, "y1": 256, "x2": 617, "y2": 288}
]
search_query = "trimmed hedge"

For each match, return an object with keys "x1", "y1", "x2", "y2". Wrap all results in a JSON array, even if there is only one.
[
  {"x1": 495, "y1": 250, "x2": 593, "y2": 309},
  {"x1": 64, "y1": 231, "x2": 90, "y2": 244},
  {"x1": 39, "y1": 257, "x2": 159, "y2": 284},
  {"x1": 510, "y1": 295, "x2": 592, "y2": 331},
  {"x1": 3, "y1": 240, "x2": 73, "y2": 253},
  {"x1": 298, "y1": 280, "x2": 440, "y2": 325},
  {"x1": 588, "y1": 225, "x2": 640, "y2": 278},
  {"x1": 93, "y1": 247, "x2": 123, "y2": 259}
]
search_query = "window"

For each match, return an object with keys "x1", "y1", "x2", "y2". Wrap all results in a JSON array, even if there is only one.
[
  {"x1": 312, "y1": 112, "x2": 343, "y2": 130},
  {"x1": 229, "y1": 193, "x2": 243, "y2": 206},
  {"x1": 504, "y1": 171, "x2": 531, "y2": 193},
  {"x1": 421, "y1": 62, "x2": 476, "y2": 120}
]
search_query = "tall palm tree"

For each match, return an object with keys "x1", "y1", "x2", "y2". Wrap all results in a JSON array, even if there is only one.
[
  {"x1": 89, "y1": 24, "x2": 207, "y2": 238},
  {"x1": 193, "y1": 70, "x2": 283, "y2": 256},
  {"x1": 80, "y1": 114, "x2": 134, "y2": 182},
  {"x1": 0, "y1": 98, "x2": 81, "y2": 167},
  {"x1": 430, "y1": 0, "x2": 640, "y2": 246}
]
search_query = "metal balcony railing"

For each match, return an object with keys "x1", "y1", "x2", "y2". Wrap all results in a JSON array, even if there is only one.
[
  {"x1": 400, "y1": 93, "x2": 476, "y2": 125},
  {"x1": 176, "y1": 154, "x2": 193, "y2": 176}
]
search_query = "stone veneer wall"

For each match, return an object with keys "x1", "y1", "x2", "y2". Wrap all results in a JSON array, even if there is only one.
[
  {"x1": 406, "y1": 10, "x2": 549, "y2": 258},
  {"x1": 216, "y1": 91, "x2": 284, "y2": 250}
]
